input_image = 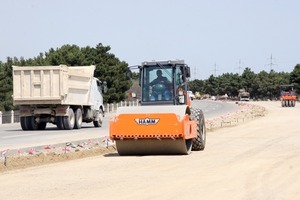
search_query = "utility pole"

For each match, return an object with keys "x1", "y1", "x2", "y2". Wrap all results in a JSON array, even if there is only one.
[
  {"x1": 267, "y1": 54, "x2": 277, "y2": 71},
  {"x1": 236, "y1": 59, "x2": 243, "y2": 75},
  {"x1": 212, "y1": 62, "x2": 218, "y2": 77},
  {"x1": 193, "y1": 66, "x2": 197, "y2": 80}
]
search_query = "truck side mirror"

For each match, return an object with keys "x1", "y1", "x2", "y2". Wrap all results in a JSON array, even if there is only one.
[
  {"x1": 186, "y1": 67, "x2": 191, "y2": 78},
  {"x1": 126, "y1": 68, "x2": 132, "y2": 80},
  {"x1": 103, "y1": 81, "x2": 108, "y2": 93},
  {"x1": 139, "y1": 68, "x2": 142, "y2": 86}
]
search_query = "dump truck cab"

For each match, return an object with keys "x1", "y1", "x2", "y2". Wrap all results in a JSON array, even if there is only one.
[{"x1": 139, "y1": 60, "x2": 191, "y2": 106}]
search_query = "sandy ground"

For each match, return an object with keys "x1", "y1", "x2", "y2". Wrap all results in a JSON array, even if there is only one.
[{"x1": 0, "y1": 101, "x2": 299, "y2": 200}]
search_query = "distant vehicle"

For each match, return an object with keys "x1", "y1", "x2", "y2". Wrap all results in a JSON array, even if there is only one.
[
  {"x1": 187, "y1": 91, "x2": 195, "y2": 100},
  {"x1": 195, "y1": 91, "x2": 201, "y2": 100},
  {"x1": 280, "y1": 85, "x2": 296, "y2": 107},
  {"x1": 211, "y1": 96, "x2": 216, "y2": 101},
  {"x1": 238, "y1": 89, "x2": 250, "y2": 101}
]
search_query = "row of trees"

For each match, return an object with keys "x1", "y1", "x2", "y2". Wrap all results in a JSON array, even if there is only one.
[
  {"x1": 0, "y1": 43, "x2": 130, "y2": 111},
  {"x1": 188, "y1": 65, "x2": 300, "y2": 100},
  {"x1": 0, "y1": 42, "x2": 300, "y2": 111}
]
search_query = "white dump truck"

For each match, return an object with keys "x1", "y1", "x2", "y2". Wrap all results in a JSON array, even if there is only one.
[
  {"x1": 238, "y1": 89, "x2": 250, "y2": 101},
  {"x1": 12, "y1": 65, "x2": 106, "y2": 130}
]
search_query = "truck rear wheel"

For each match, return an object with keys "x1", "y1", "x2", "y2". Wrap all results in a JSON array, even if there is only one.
[
  {"x1": 20, "y1": 117, "x2": 29, "y2": 130},
  {"x1": 38, "y1": 122, "x2": 47, "y2": 130},
  {"x1": 63, "y1": 108, "x2": 75, "y2": 130},
  {"x1": 74, "y1": 108, "x2": 82, "y2": 129},
  {"x1": 191, "y1": 109, "x2": 206, "y2": 151},
  {"x1": 93, "y1": 109, "x2": 103, "y2": 127},
  {"x1": 56, "y1": 116, "x2": 64, "y2": 130},
  {"x1": 28, "y1": 116, "x2": 39, "y2": 130}
]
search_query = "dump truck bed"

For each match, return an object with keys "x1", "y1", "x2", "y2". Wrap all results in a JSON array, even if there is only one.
[{"x1": 13, "y1": 65, "x2": 95, "y2": 106}]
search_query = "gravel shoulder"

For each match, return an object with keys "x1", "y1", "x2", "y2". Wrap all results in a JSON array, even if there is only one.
[{"x1": 0, "y1": 101, "x2": 299, "y2": 200}]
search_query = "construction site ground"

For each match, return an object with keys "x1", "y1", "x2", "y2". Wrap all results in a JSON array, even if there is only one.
[{"x1": 0, "y1": 101, "x2": 299, "y2": 199}]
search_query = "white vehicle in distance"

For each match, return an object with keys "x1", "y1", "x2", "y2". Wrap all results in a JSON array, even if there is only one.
[{"x1": 187, "y1": 91, "x2": 195, "y2": 100}]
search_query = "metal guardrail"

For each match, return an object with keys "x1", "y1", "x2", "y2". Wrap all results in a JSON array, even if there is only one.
[
  {"x1": 104, "y1": 100, "x2": 140, "y2": 113},
  {"x1": 0, "y1": 100, "x2": 140, "y2": 125},
  {"x1": 0, "y1": 110, "x2": 20, "y2": 124}
]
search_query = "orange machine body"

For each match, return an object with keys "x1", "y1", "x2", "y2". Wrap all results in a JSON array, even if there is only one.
[
  {"x1": 110, "y1": 106, "x2": 197, "y2": 141},
  {"x1": 280, "y1": 94, "x2": 297, "y2": 101}
]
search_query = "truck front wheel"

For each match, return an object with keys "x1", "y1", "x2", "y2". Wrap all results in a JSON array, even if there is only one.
[{"x1": 93, "y1": 109, "x2": 103, "y2": 127}]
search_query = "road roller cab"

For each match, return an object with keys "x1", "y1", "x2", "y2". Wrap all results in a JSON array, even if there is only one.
[
  {"x1": 109, "y1": 60, "x2": 206, "y2": 155},
  {"x1": 138, "y1": 60, "x2": 191, "y2": 106}
]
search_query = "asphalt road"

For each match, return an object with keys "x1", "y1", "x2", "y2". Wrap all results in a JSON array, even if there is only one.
[
  {"x1": 0, "y1": 100, "x2": 239, "y2": 150},
  {"x1": 1, "y1": 101, "x2": 298, "y2": 199},
  {"x1": 192, "y1": 99, "x2": 238, "y2": 118}
]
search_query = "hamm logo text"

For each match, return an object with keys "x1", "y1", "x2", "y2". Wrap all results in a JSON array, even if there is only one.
[{"x1": 135, "y1": 118, "x2": 159, "y2": 125}]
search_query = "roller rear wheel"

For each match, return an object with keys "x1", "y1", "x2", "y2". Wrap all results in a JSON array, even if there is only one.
[
  {"x1": 191, "y1": 109, "x2": 206, "y2": 151},
  {"x1": 291, "y1": 100, "x2": 296, "y2": 107},
  {"x1": 285, "y1": 100, "x2": 288, "y2": 107}
]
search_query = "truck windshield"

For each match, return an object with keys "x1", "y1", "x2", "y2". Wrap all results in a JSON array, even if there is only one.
[{"x1": 141, "y1": 65, "x2": 173, "y2": 102}]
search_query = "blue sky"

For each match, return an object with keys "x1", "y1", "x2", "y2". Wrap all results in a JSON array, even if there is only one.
[{"x1": 1, "y1": 0, "x2": 299, "y2": 79}]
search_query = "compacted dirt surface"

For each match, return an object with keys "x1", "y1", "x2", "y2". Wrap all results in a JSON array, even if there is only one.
[{"x1": 0, "y1": 101, "x2": 299, "y2": 200}]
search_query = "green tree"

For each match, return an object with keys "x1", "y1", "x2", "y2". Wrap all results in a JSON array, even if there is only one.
[
  {"x1": 217, "y1": 73, "x2": 241, "y2": 97},
  {"x1": 290, "y1": 64, "x2": 300, "y2": 94},
  {"x1": 205, "y1": 75, "x2": 218, "y2": 95},
  {"x1": 43, "y1": 43, "x2": 130, "y2": 103},
  {"x1": 241, "y1": 68, "x2": 256, "y2": 95},
  {"x1": 0, "y1": 58, "x2": 14, "y2": 111},
  {"x1": 188, "y1": 79, "x2": 205, "y2": 94},
  {"x1": 189, "y1": 66, "x2": 296, "y2": 100}
]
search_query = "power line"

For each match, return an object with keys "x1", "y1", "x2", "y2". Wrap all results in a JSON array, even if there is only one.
[
  {"x1": 266, "y1": 54, "x2": 277, "y2": 71},
  {"x1": 236, "y1": 59, "x2": 244, "y2": 75},
  {"x1": 212, "y1": 62, "x2": 218, "y2": 77},
  {"x1": 193, "y1": 66, "x2": 197, "y2": 80}
]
